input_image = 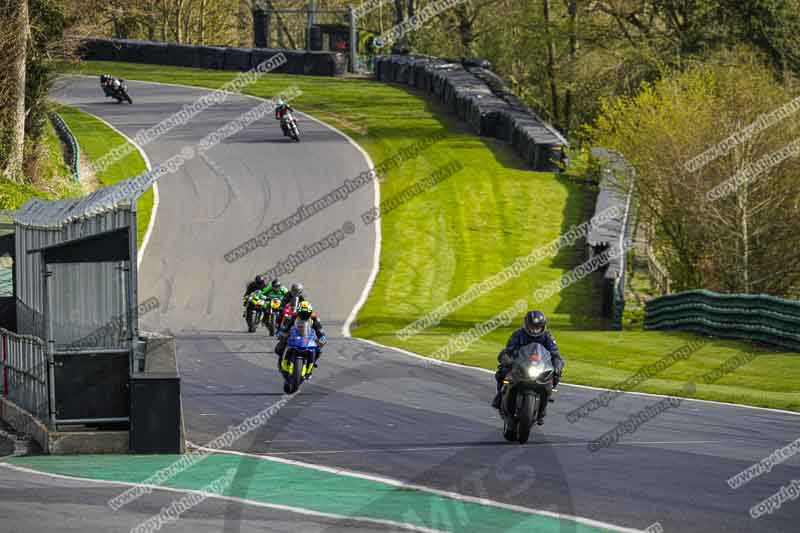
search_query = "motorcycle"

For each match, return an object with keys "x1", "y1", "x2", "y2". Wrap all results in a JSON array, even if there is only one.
[
  {"x1": 279, "y1": 319, "x2": 318, "y2": 394},
  {"x1": 498, "y1": 342, "x2": 555, "y2": 444},
  {"x1": 263, "y1": 297, "x2": 282, "y2": 336},
  {"x1": 102, "y1": 79, "x2": 133, "y2": 104},
  {"x1": 278, "y1": 302, "x2": 294, "y2": 331},
  {"x1": 281, "y1": 111, "x2": 300, "y2": 142},
  {"x1": 244, "y1": 291, "x2": 267, "y2": 333}
]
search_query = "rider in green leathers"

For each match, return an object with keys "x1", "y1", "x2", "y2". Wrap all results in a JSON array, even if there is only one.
[
  {"x1": 261, "y1": 279, "x2": 288, "y2": 301},
  {"x1": 259, "y1": 279, "x2": 288, "y2": 333}
]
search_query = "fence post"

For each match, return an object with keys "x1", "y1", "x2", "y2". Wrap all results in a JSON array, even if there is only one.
[
  {"x1": 2, "y1": 334, "x2": 7, "y2": 398},
  {"x1": 348, "y1": 4, "x2": 357, "y2": 73}
]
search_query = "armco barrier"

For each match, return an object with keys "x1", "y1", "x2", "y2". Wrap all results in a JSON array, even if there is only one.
[
  {"x1": 79, "y1": 38, "x2": 346, "y2": 77},
  {"x1": 375, "y1": 55, "x2": 568, "y2": 171},
  {"x1": 50, "y1": 113, "x2": 80, "y2": 183},
  {"x1": 644, "y1": 290, "x2": 800, "y2": 351}
]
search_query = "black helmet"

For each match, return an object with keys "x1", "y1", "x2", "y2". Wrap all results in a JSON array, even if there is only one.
[
  {"x1": 255, "y1": 275, "x2": 266, "y2": 287},
  {"x1": 271, "y1": 279, "x2": 281, "y2": 288},
  {"x1": 290, "y1": 282, "x2": 303, "y2": 296},
  {"x1": 524, "y1": 310, "x2": 547, "y2": 337}
]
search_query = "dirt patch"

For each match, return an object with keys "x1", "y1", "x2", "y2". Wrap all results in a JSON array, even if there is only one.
[{"x1": 78, "y1": 151, "x2": 102, "y2": 193}]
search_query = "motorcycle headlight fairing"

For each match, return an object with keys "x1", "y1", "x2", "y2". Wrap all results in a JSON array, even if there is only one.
[{"x1": 527, "y1": 362, "x2": 544, "y2": 380}]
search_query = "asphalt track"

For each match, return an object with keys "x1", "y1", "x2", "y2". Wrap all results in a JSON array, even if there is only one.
[{"x1": 2, "y1": 76, "x2": 798, "y2": 533}]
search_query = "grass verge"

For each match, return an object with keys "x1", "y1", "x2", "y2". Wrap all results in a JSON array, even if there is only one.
[
  {"x1": 0, "y1": 112, "x2": 81, "y2": 209},
  {"x1": 60, "y1": 60, "x2": 800, "y2": 412},
  {"x1": 56, "y1": 104, "x2": 152, "y2": 245}
]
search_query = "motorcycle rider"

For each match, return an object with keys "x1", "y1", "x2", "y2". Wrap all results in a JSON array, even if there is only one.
[
  {"x1": 100, "y1": 74, "x2": 114, "y2": 96},
  {"x1": 259, "y1": 279, "x2": 289, "y2": 330},
  {"x1": 492, "y1": 310, "x2": 564, "y2": 425},
  {"x1": 274, "y1": 300, "x2": 327, "y2": 375},
  {"x1": 261, "y1": 279, "x2": 288, "y2": 300},
  {"x1": 242, "y1": 275, "x2": 267, "y2": 318},
  {"x1": 100, "y1": 74, "x2": 122, "y2": 93},
  {"x1": 280, "y1": 282, "x2": 307, "y2": 312},
  {"x1": 274, "y1": 99, "x2": 295, "y2": 137},
  {"x1": 244, "y1": 275, "x2": 267, "y2": 297}
]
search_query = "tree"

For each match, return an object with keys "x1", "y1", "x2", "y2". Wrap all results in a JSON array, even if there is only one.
[
  {"x1": 2, "y1": 0, "x2": 30, "y2": 183},
  {"x1": 586, "y1": 50, "x2": 800, "y2": 295}
]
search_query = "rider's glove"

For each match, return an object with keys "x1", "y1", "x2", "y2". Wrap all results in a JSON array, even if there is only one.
[{"x1": 318, "y1": 335, "x2": 327, "y2": 346}]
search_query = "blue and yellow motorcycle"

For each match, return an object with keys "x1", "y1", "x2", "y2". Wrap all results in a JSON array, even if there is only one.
[{"x1": 279, "y1": 322, "x2": 320, "y2": 394}]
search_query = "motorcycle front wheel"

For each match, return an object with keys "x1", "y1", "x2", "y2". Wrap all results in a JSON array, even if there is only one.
[
  {"x1": 517, "y1": 393, "x2": 538, "y2": 444},
  {"x1": 290, "y1": 354, "x2": 304, "y2": 394},
  {"x1": 503, "y1": 420, "x2": 518, "y2": 442},
  {"x1": 246, "y1": 307, "x2": 258, "y2": 333}
]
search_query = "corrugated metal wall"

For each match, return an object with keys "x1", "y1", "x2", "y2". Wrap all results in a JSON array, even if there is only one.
[{"x1": 15, "y1": 209, "x2": 135, "y2": 347}]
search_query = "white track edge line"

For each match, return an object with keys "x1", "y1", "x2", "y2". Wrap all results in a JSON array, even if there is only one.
[
  {"x1": 68, "y1": 103, "x2": 159, "y2": 269},
  {"x1": 187, "y1": 442, "x2": 645, "y2": 533},
  {"x1": 70, "y1": 72, "x2": 644, "y2": 533},
  {"x1": 64, "y1": 74, "x2": 792, "y2": 528},
  {"x1": 66, "y1": 74, "x2": 377, "y2": 328},
  {"x1": 349, "y1": 338, "x2": 800, "y2": 417},
  {"x1": 0, "y1": 462, "x2": 446, "y2": 533}
]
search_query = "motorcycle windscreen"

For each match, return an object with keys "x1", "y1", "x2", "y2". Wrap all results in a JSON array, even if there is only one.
[
  {"x1": 517, "y1": 342, "x2": 552, "y2": 364},
  {"x1": 289, "y1": 318, "x2": 317, "y2": 347}
]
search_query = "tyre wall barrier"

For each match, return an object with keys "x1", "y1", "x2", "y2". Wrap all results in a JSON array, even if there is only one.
[
  {"x1": 375, "y1": 54, "x2": 568, "y2": 171},
  {"x1": 588, "y1": 148, "x2": 635, "y2": 330},
  {"x1": 644, "y1": 290, "x2": 800, "y2": 351},
  {"x1": 79, "y1": 38, "x2": 346, "y2": 77}
]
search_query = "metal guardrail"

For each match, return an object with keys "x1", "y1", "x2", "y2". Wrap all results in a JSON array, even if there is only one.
[
  {"x1": 610, "y1": 179, "x2": 634, "y2": 330},
  {"x1": 0, "y1": 328, "x2": 49, "y2": 422},
  {"x1": 644, "y1": 290, "x2": 800, "y2": 351},
  {"x1": 50, "y1": 112, "x2": 81, "y2": 183}
]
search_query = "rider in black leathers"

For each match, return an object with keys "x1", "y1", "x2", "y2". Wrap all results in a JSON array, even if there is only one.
[
  {"x1": 492, "y1": 310, "x2": 564, "y2": 424},
  {"x1": 280, "y1": 282, "x2": 308, "y2": 312},
  {"x1": 244, "y1": 275, "x2": 267, "y2": 297},
  {"x1": 242, "y1": 275, "x2": 267, "y2": 318}
]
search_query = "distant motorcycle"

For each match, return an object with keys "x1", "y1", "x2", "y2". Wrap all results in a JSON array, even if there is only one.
[
  {"x1": 101, "y1": 77, "x2": 133, "y2": 104},
  {"x1": 498, "y1": 342, "x2": 555, "y2": 444},
  {"x1": 281, "y1": 111, "x2": 300, "y2": 142},
  {"x1": 279, "y1": 320, "x2": 318, "y2": 394},
  {"x1": 244, "y1": 290, "x2": 266, "y2": 333}
]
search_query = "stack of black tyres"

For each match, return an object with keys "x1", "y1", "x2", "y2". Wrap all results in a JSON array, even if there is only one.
[
  {"x1": 79, "y1": 38, "x2": 347, "y2": 77},
  {"x1": 374, "y1": 55, "x2": 567, "y2": 171}
]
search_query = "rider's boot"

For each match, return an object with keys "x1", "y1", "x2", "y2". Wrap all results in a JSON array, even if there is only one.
[
  {"x1": 538, "y1": 392, "x2": 550, "y2": 424},
  {"x1": 491, "y1": 392, "x2": 502, "y2": 409},
  {"x1": 491, "y1": 371, "x2": 504, "y2": 409}
]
